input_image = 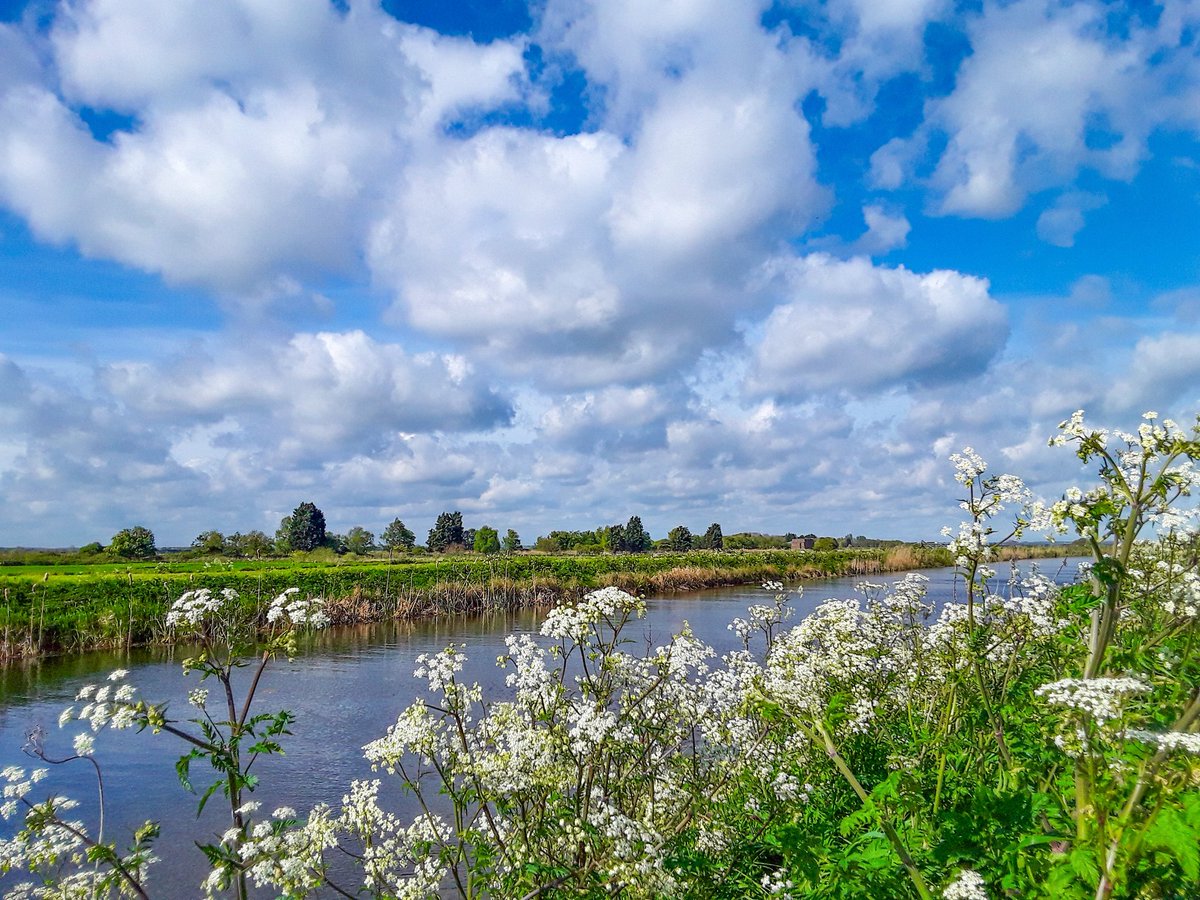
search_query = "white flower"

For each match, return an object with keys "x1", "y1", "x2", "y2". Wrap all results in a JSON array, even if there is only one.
[
  {"x1": 943, "y1": 869, "x2": 989, "y2": 899},
  {"x1": 1035, "y1": 677, "x2": 1150, "y2": 725},
  {"x1": 1128, "y1": 730, "x2": 1200, "y2": 755}
]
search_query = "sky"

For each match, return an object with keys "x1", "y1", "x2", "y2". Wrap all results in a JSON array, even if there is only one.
[{"x1": 0, "y1": 0, "x2": 1198, "y2": 548}]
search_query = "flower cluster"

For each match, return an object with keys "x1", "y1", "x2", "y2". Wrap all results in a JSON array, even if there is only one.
[
  {"x1": 166, "y1": 587, "x2": 236, "y2": 627},
  {"x1": 265, "y1": 587, "x2": 330, "y2": 628},
  {"x1": 539, "y1": 586, "x2": 646, "y2": 642},
  {"x1": 1034, "y1": 677, "x2": 1150, "y2": 725},
  {"x1": 60, "y1": 669, "x2": 140, "y2": 732},
  {"x1": 942, "y1": 868, "x2": 989, "y2": 900}
]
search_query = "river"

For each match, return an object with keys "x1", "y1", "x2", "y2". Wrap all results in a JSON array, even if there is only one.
[{"x1": 0, "y1": 558, "x2": 1086, "y2": 894}]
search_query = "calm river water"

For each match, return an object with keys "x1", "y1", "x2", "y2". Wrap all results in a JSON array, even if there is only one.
[{"x1": 0, "y1": 559, "x2": 1085, "y2": 894}]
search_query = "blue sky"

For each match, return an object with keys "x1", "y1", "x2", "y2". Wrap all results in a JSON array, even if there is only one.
[{"x1": 0, "y1": 0, "x2": 1198, "y2": 548}]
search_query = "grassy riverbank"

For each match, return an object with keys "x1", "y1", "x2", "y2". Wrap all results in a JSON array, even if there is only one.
[{"x1": 0, "y1": 544, "x2": 1072, "y2": 660}]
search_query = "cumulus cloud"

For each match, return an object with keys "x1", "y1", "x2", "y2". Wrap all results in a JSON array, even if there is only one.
[
  {"x1": 1105, "y1": 332, "x2": 1200, "y2": 414},
  {"x1": 0, "y1": 0, "x2": 1196, "y2": 548},
  {"x1": 746, "y1": 254, "x2": 1008, "y2": 396},
  {"x1": 99, "y1": 330, "x2": 512, "y2": 455},
  {"x1": 902, "y1": 0, "x2": 1194, "y2": 218},
  {"x1": 0, "y1": 2, "x2": 527, "y2": 293}
]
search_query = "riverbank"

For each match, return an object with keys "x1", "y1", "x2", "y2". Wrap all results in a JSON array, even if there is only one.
[{"x1": 0, "y1": 544, "x2": 1072, "y2": 660}]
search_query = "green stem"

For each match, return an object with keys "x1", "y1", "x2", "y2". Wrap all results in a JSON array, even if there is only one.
[{"x1": 811, "y1": 721, "x2": 934, "y2": 900}]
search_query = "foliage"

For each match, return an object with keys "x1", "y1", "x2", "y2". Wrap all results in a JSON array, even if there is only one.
[
  {"x1": 501, "y1": 529, "x2": 522, "y2": 552},
  {"x1": 725, "y1": 532, "x2": 790, "y2": 550},
  {"x1": 624, "y1": 515, "x2": 652, "y2": 552},
  {"x1": 109, "y1": 526, "x2": 156, "y2": 560},
  {"x1": 473, "y1": 526, "x2": 501, "y2": 554},
  {"x1": 223, "y1": 530, "x2": 272, "y2": 559},
  {"x1": 700, "y1": 522, "x2": 724, "y2": 550},
  {"x1": 381, "y1": 518, "x2": 416, "y2": 552},
  {"x1": 277, "y1": 503, "x2": 327, "y2": 553},
  {"x1": 813, "y1": 536, "x2": 837, "y2": 551},
  {"x1": 344, "y1": 526, "x2": 375, "y2": 556},
  {"x1": 667, "y1": 524, "x2": 694, "y2": 550},
  {"x1": 428, "y1": 511, "x2": 465, "y2": 553},
  {"x1": 193, "y1": 531, "x2": 226, "y2": 555}
]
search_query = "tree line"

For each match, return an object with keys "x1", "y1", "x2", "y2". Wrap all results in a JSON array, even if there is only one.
[{"x1": 55, "y1": 504, "x2": 864, "y2": 562}]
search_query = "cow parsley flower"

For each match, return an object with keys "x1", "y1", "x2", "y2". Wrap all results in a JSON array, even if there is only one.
[
  {"x1": 943, "y1": 869, "x2": 989, "y2": 899},
  {"x1": 1128, "y1": 730, "x2": 1200, "y2": 755},
  {"x1": 1035, "y1": 677, "x2": 1150, "y2": 724}
]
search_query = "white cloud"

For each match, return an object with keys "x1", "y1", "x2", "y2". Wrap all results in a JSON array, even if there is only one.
[
  {"x1": 919, "y1": 0, "x2": 1161, "y2": 217},
  {"x1": 746, "y1": 254, "x2": 1008, "y2": 395},
  {"x1": 0, "y1": 4, "x2": 528, "y2": 294},
  {"x1": 1105, "y1": 332, "x2": 1200, "y2": 414},
  {"x1": 99, "y1": 330, "x2": 513, "y2": 455},
  {"x1": 1036, "y1": 191, "x2": 1107, "y2": 247},
  {"x1": 856, "y1": 203, "x2": 911, "y2": 255}
]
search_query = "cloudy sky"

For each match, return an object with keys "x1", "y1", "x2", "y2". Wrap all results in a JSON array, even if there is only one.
[{"x1": 0, "y1": 0, "x2": 1198, "y2": 548}]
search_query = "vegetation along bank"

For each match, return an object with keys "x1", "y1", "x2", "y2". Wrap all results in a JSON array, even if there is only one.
[{"x1": 0, "y1": 543, "x2": 1074, "y2": 661}]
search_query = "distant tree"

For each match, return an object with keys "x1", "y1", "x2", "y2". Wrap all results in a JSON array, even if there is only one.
[
  {"x1": 813, "y1": 536, "x2": 838, "y2": 551},
  {"x1": 474, "y1": 526, "x2": 501, "y2": 554},
  {"x1": 345, "y1": 526, "x2": 375, "y2": 555},
  {"x1": 109, "y1": 526, "x2": 156, "y2": 559},
  {"x1": 78, "y1": 542, "x2": 104, "y2": 556},
  {"x1": 843, "y1": 533, "x2": 854, "y2": 548},
  {"x1": 666, "y1": 525, "x2": 693, "y2": 551},
  {"x1": 602, "y1": 524, "x2": 626, "y2": 553},
  {"x1": 278, "y1": 502, "x2": 327, "y2": 552},
  {"x1": 624, "y1": 516, "x2": 651, "y2": 553},
  {"x1": 427, "y1": 511, "x2": 464, "y2": 552},
  {"x1": 192, "y1": 530, "x2": 226, "y2": 555},
  {"x1": 243, "y1": 530, "x2": 272, "y2": 559},
  {"x1": 462, "y1": 528, "x2": 477, "y2": 551},
  {"x1": 701, "y1": 523, "x2": 723, "y2": 550},
  {"x1": 382, "y1": 518, "x2": 416, "y2": 554},
  {"x1": 502, "y1": 529, "x2": 522, "y2": 552}
]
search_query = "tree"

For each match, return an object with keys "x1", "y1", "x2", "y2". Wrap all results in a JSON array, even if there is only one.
[
  {"x1": 474, "y1": 526, "x2": 501, "y2": 554},
  {"x1": 701, "y1": 523, "x2": 724, "y2": 550},
  {"x1": 192, "y1": 530, "x2": 226, "y2": 555},
  {"x1": 243, "y1": 531, "x2": 272, "y2": 559},
  {"x1": 462, "y1": 528, "x2": 477, "y2": 551},
  {"x1": 813, "y1": 537, "x2": 837, "y2": 551},
  {"x1": 345, "y1": 526, "x2": 375, "y2": 556},
  {"x1": 382, "y1": 518, "x2": 416, "y2": 554},
  {"x1": 501, "y1": 529, "x2": 522, "y2": 552},
  {"x1": 427, "y1": 511, "x2": 464, "y2": 552},
  {"x1": 602, "y1": 524, "x2": 626, "y2": 553},
  {"x1": 78, "y1": 542, "x2": 104, "y2": 556},
  {"x1": 666, "y1": 525, "x2": 693, "y2": 551},
  {"x1": 109, "y1": 526, "x2": 156, "y2": 559},
  {"x1": 278, "y1": 502, "x2": 327, "y2": 553},
  {"x1": 624, "y1": 516, "x2": 651, "y2": 552}
]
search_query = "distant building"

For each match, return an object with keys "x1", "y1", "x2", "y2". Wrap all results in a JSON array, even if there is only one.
[{"x1": 790, "y1": 536, "x2": 815, "y2": 550}]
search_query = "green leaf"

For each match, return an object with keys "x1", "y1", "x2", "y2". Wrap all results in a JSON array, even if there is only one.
[
  {"x1": 196, "y1": 780, "x2": 222, "y2": 817},
  {"x1": 1144, "y1": 807, "x2": 1200, "y2": 882}
]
